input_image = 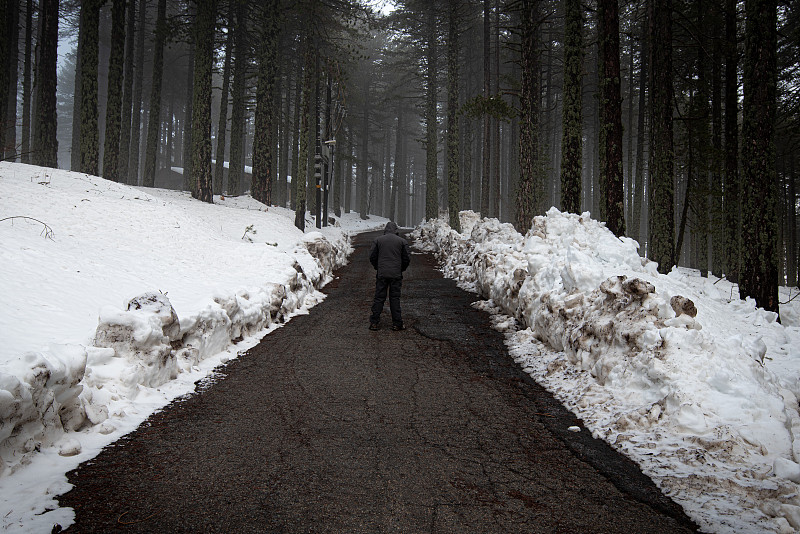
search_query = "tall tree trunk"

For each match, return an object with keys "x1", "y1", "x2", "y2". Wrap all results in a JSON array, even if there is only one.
[
  {"x1": 446, "y1": 0, "x2": 460, "y2": 231},
  {"x1": 228, "y1": 0, "x2": 249, "y2": 196},
  {"x1": 21, "y1": 0, "x2": 33, "y2": 163},
  {"x1": 492, "y1": 0, "x2": 500, "y2": 218},
  {"x1": 516, "y1": 0, "x2": 541, "y2": 233},
  {"x1": 182, "y1": 24, "x2": 195, "y2": 190},
  {"x1": 70, "y1": 7, "x2": 83, "y2": 171},
  {"x1": 102, "y1": 0, "x2": 126, "y2": 182},
  {"x1": 252, "y1": 0, "x2": 279, "y2": 205},
  {"x1": 295, "y1": 4, "x2": 313, "y2": 231},
  {"x1": 598, "y1": 0, "x2": 625, "y2": 237},
  {"x1": 625, "y1": 8, "x2": 636, "y2": 224},
  {"x1": 789, "y1": 157, "x2": 797, "y2": 286},
  {"x1": 345, "y1": 129, "x2": 353, "y2": 214},
  {"x1": 333, "y1": 126, "x2": 342, "y2": 216},
  {"x1": 143, "y1": 0, "x2": 168, "y2": 188},
  {"x1": 390, "y1": 112, "x2": 403, "y2": 222},
  {"x1": 190, "y1": 0, "x2": 216, "y2": 203},
  {"x1": 711, "y1": 2, "x2": 724, "y2": 277},
  {"x1": 648, "y1": 0, "x2": 674, "y2": 273},
  {"x1": 79, "y1": 0, "x2": 101, "y2": 176},
  {"x1": 290, "y1": 52, "x2": 301, "y2": 209},
  {"x1": 4, "y1": 0, "x2": 19, "y2": 160},
  {"x1": 560, "y1": 0, "x2": 583, "y2": 215},
  {"x1": 358, "y1": 74, "x2": 370, "y2": 220},
  {"x1": 724, "y1": 0, "x2": 740, "y2": 281},
  {"x1": 633, "y1": 0, "x2": 650, "y2": 246},
  {"x1": 425, "y1": 3, "x2": 438, "y2": 220},
  {"x1": 692, "y1": 0, "x2": 710, "y2": 275},
  {"x1": 481, "y1": 0, "x2": 491, "y2": 217},
  {"x1": 739, "y1": 0, "x2": 779, "y2": 315},
  {"x1": 0, "y1": 0, "x2": 8, "y2": 160},
  {"x1": 118, "y1": 0, "x2": 136, "y2": 184},
  {"x1": 32, "y1": 0, "x2": 58, "y2": 168},
  {"x1": 279, "y1": 51, "x2": 292, "y2": 208},
  {"x1": 214, "y1": 2, "x2": 234, "y2": 195},
  {"x1": 128, "y1": 0, "x2": 146, "y2": 185}
]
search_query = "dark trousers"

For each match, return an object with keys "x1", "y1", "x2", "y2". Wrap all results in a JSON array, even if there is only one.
[{"x1": 370, "y1": 277, "x2": 403, "y2": 326}]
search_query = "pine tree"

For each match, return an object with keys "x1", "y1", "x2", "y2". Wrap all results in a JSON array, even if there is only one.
[
  {"x1": 32, "y1": 0, "x2": 58, "y2": 168},
  {"x1": 143, "y1": 0, "x2": 168, "y2": 188},
  {"x1": 21, "y1": 0, "x2": 33, "y2": 164},
  {"x1": 424, "y1": 2, "x2": 438, "y2": 221},
  {"x1": 102, "y1": 0, "x2": 127, "y2": 182},
  {"x1": 190, "y1": 0, "x2": 216, "y2": 203},
  {"x1": 251, "y1": 0, "x2": 280, "y2": 206},
  {"x1": 560, "y1": 0, "x2": 583, "y2": 215},
  {"x1": 214, "y1": 2, "x2": 234, "y2": 194},
  {"x1": 127, "y1": 0, "x2": 146, "y2": 185},
  {"x1": 295, "y1": 1, "x2": 314, "y2": 231},
  {"x1": 0, "y1": 0, "x2": 8, "y2": 159},
  {"x1": 723, "y1": 0, "x2": 739, "y2": 281},
  {"x1": 515, "y1": 0, "x2": 542, "y2": 233},
  {"x1": 4, "y1": 0, "x2": 20, "y2": 160},
  {"x1": 481, "y1": 0, "x2": 491, "y2": 216},
  {"x1": 78, "y1": 0, "x2": 101, "y2": 176},
  {"x1": 598, "y1": 0, "x2": 625, "y2": 237},
  {"x1": 118, "y1": 0, "x2": 136, "y2": 184},
  {"x1": 648, "y1": 0, "x2": 675, "y2": 273},
  {"x1": 739, "y1": 0, "x2": 779, "y2": 315},
  {"x1": 228, "y1": 0, "x2": 249, "y2": 196},
  {"x1": 446, "y1": 0, "x2": 460, "y2": 232}
]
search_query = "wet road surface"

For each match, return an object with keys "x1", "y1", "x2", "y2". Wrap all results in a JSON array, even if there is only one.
[{"x1": 59, "y1": 231, "x2": 697, "y2": 533}]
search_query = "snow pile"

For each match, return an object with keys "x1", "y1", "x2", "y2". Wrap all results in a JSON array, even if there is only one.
[
  {"x1": 0, "y1": 161, "x2": 385, "y2": 530},
  {"x1": 413, "y1": 208, "x2": 800, "y2": 534}
]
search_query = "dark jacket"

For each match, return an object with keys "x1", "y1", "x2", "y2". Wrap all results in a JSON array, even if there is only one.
[{"x1": 370, "y1": 222, "x2": 411, "y2": 279}]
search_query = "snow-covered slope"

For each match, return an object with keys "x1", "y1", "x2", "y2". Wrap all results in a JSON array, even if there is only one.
[
  {"x1": 0, "y1": 161, "x2": 386, "y2": 531},
  {"x1": 413, "y1": 209, "x2": 800, "y2": 534}
]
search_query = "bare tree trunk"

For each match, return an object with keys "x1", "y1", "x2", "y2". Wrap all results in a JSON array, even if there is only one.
[
  {"x1": 143, "y1": 0, "x2": 168, "y2": 188},
  {"x1": 118, "y1": 0, "x2": 136, "y2": 183},
  {"x1": 560, "y1": 0, "x2": 583, "y2": 215},
  {"x1": 21, "y1": 0, "x2": 33, "y2": 164},
  {"x1": 102, "y1": 0, "x2": 126, "y2": 182},
  {"x1": 32, "y1": 0, "x2": 58, "y2": 168},
  {"x1": 214, "y1": 4, "x2": 234, "y2": 194},
  {"x1": 190, "y1": 0, "x2": 216, "y2": 203},
  {"x1": 424, "y1": 2, "x2": 438, "y2": 220},
  {"x1": 481, "y1": 0, "x2": 491, "y2": 216},
  {"x1": 228, "y1": 0, "x2": 249, "y2": 196},
  {"x1": 127, "y1": 0, "x2": 146, "y2": 185},
  {"x1": 739, "y1": 0, "x2": 779, "y2": 315},
  {"x1": 648, "y1": 0, "x2": 675, "y2": 273}
]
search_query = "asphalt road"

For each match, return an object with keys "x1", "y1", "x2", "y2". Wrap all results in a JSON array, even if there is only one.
[{"x1": 59, "y1": 230, "x2": 697, "y2": 533}]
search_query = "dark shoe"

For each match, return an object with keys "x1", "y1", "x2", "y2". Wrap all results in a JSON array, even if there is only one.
[
  {"x1": 369, "y1": 323, "x2": 380, "y2": 331},
  {"x1": 392, "y1": 323, "x2": 405, "y2": 331}
]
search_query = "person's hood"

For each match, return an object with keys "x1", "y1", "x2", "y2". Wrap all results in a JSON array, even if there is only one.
[{"x1": 384, "y1": 221, "x2": 399, "y2": 235}]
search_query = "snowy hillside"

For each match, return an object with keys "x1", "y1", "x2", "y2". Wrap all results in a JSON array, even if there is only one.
[
  {"x1": 0, "y1": 161, "x2": 387, "y2": 531},
  {"x1": 413, "y1": 210, "x2": 800, "y2": 534}
]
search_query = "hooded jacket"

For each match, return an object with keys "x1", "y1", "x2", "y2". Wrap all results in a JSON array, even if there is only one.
[{"x1": 369, "y1": 222, "x2": 411, "y2": 279}]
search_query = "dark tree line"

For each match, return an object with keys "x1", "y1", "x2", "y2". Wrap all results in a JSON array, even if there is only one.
[{"x1": 1, "y1": 0, "x2": 797, "y2": 317}]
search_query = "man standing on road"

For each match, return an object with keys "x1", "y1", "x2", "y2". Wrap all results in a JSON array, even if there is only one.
[{"x1": 369, "y1": 221, "x2": 411, "y2": 331}]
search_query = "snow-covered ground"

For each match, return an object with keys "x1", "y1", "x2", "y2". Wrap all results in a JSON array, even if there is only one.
[
  {"x1": 412, "y1": 210, "x2": 800, "y2": 534},
  {"x1": 0, "y1": 161, "x2": 387, "y2": 532}
]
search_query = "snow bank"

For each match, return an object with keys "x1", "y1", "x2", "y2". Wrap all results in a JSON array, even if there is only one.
[
  {"x1": 0, "y1": 162, "x2": 374, "y2": 495},
  {"x1": 0, "y1": 235, "x2": 347, "y2": 480},
  {"x1": 413, "y1": 209, "x2": 800, "y2": 534}
]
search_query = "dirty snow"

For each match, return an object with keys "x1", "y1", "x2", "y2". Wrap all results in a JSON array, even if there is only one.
[
  {"x1": 0, "y1": 161, "x2": 386, "y2": 532},
  {"x1": 413, "y1": 209, "x2": 800, "y2": 534}
]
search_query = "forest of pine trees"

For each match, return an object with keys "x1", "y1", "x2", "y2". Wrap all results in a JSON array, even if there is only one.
[{"x1": 1, "y1": 0, "x2": 798, "y2": 315}]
